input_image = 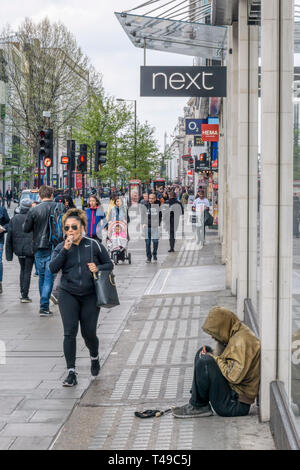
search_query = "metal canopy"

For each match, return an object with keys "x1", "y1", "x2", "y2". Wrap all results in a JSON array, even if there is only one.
[{"x1": 115, "y1": 12, "x2": 227, "y2": 60}]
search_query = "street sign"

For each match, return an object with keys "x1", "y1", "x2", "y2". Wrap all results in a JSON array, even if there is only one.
[
  {"x1": 194, "y1": 135, "x2": 204, "y2": 146},
  {"x1": 40, "y1": 169, "x2": 46, "y2": 175},
  {"x1": 61, "y1": 156, "x2": 69, "y2": 164},
  {"x1": 182, "y1": 154, "x2": 192, "y2": 161},
  {"x1": 43, "y1": 157, "x2": 52, "y2": 167}
]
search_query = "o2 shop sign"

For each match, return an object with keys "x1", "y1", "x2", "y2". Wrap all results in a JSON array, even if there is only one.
[{"x1": 140, "y1": 66, "x2": 227, "y2": 97}]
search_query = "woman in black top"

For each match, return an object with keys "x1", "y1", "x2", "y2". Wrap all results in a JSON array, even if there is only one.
[{"x1": 49, "y1": 208, "x2": 113, "y2": 387}]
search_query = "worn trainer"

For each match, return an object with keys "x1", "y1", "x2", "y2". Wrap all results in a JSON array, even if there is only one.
[
  {"x1": 63, "y1": 370, "x2": 78, "y2": 387},
  {"x1": 21, "y1": 297, "x2": 32, "y2": 303},
  {"x1": 39, "y1": 308, "x2": 53, "y2": 317},
  {"x1": 91, "y1": 357, "x2": 101, "y2": 377},
  {"x1": 172, "y1": 403, "x2": 213, "y2": 418}
]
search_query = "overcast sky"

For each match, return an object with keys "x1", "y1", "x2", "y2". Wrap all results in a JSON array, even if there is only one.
[{"x1": 0, "y1": 0, "x2": 193, "y2": 152}]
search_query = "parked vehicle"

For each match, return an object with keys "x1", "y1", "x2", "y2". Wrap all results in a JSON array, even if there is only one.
[{"x1": 14, "y1": 190, "x2": 40, "y2": 214}]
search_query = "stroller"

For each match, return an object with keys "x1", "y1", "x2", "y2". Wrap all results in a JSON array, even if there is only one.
[{"x1": 106, "y1": 220, "x2": 131, "y2": 265}]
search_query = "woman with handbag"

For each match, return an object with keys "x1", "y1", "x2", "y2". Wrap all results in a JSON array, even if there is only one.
[{"x1": 49, "y1": 208, "x2": 113, "y2": 387}]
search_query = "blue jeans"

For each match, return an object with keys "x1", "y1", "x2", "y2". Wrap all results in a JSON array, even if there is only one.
[
  {"x1": 145, "y1": 228, "x2": 158, "y2": 260},
  {"x1": 0, "y1": 243, "x2": 3, "y2": 282},
  {"x1": 34, "y1": 249, "x2": 54, "y2": 310}
]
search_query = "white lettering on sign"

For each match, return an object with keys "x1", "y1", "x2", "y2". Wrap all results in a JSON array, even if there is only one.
[
  {"x1": 203, "y1": 130, "x2": 218, "y2": 136},
  {"x1": 153, "y1": 72, "x2": 168, "y2": 90},
  {"x1": 202, "y1": 72, "x2": 214, "y2": 90},
  {"x1": 185, "y1": 73, "x2": 201, "y2": 90},
  {"x1": 169, "y1": 73, "x2": 185, "y2": 90},
  {"x1": 152, "y1": 72, "x2": 215, "y2": 91}
]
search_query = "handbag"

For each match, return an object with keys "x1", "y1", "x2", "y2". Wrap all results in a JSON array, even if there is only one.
[
  {"x1": 204, "y1": 210, "x2": 214, "y2": 227},
  {"x1": 91, "y1": 241, "x2": 120, "y2": 309}
]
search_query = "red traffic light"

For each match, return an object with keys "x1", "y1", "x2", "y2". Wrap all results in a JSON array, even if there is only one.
[{"x1": 79, "y1": 155, "x2": 85, "y2": 163}]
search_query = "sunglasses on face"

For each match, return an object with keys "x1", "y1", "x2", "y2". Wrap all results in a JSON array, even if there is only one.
[{"x1": 64, "y1": 225, "x2": 79, "y2": 231}]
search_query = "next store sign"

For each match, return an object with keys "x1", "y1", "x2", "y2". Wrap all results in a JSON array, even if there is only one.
[{"x1": 140, "y1": 66, "x2": 227, "y2": 97}]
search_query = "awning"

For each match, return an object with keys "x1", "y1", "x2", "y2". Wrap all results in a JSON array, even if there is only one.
[{"x1": 115, "y1": 12, "x2": 227, "y2": 61}]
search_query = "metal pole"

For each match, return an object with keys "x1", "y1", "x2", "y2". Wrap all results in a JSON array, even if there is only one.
[{"x1": 82, "y1": 171, "x2": 85, "y2": 210}]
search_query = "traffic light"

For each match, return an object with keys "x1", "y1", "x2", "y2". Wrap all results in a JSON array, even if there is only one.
[
  {"x1": 78, "y1": 144, "x2": 87, "y2": 172},
  {"x1": 39, "y1": 129, "x2": 53, "y2": 167},
  {"x1": 196, "y1": 153, "x2": 208, "y2": 170},
  {"x1": 67, "y1": 140, "x2": 75, "y2": 172},
  {"x1": 95, "y1": 141, "x2": 107, "y2": 171}
]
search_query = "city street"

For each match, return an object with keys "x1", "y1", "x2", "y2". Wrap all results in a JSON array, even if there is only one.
[{"x1": 0, "y1": 204, "x2": 275, "y2": 450}]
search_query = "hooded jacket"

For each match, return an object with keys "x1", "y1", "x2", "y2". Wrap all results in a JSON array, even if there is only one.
[
  {"x1": 202, "y1": 307, "x2": 260, "y2": 404},
  {"x1": 5, "y1": 204, "x2": 33, "y2": 260}
]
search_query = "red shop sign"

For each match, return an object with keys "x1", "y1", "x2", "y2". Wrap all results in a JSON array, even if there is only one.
[{"x1": 201, "y1": 124, "x2": 219, "y2": 142}]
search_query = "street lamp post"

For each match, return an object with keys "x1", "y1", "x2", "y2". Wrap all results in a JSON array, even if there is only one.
[{"x1": 117, "y1": 98, "x2": 137, "y2": 178}]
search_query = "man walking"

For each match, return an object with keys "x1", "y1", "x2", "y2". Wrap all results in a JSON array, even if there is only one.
[
  {"x1": 23, "y1": 185, "x2": 56, "y2": 316},
  {"x1": 0, "y1": 204, "x2": 10, "y2": 294},
  {"x1": 164, "y1": 191, "x2": 184, "y2": 252},
  {"x1": 5, "y1": 186, "x2": 13, "y2": 208},
  {"x1": 141, "y1": 193, "x2": 162, "y2": 263}
]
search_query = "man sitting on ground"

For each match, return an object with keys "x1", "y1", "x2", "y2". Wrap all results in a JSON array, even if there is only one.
[{"x1": 172, "y1": 306, "x2": 260, "y2": 418}]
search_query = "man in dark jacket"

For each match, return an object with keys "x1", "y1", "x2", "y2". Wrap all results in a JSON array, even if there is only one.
[
  {"x1": 163, "y1": 191, "x2": 184, "y2": 252},
  {"x1": 141, "y1": 193, "x2": 162, "y2": 263},
  {"x1": 23, "y1": 185, "x2": 56, "y2": 316},
  {"x1": 0, "y1": 204, "x2": 10, "y2": 294},
  {"x1": 6, "y1": 199, "x2": 34, "y2": 302},
  {"x1": 5, "y1": 186, "x2": 13, "y2": 208}
]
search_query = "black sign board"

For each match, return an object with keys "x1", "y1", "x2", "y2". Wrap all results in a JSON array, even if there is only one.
[
  {"x1": 140, "y1": 66, "x2": 227, "y2": 97},
  {"x1": 194, "y1": 135, "x2": 204, "y2": 146}
]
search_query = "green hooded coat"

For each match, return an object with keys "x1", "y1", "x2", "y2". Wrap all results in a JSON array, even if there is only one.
[{"x1": 202, "y1": 307, "x2": 261, "y2": 404}]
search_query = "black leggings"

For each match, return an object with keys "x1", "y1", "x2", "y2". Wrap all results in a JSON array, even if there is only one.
[{"x1": 58, "y1": 289, "x2": 100, "y2": 369}]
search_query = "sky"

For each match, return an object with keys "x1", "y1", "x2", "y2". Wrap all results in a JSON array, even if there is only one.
[{"x1": 0, "y1": 0, "x2": 193, "y2": 152}]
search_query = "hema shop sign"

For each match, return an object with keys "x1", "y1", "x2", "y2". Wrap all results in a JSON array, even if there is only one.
[{"x1": 140, "y1": 66, "x2": 227, "y2": 97}]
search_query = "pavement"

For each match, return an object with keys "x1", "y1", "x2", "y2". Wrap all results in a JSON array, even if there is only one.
[{"x1": 0, "y1": 203, "x2": 275, "y2": 450}]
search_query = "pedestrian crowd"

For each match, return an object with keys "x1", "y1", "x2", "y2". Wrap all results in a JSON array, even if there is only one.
[{"x1": 0, "y1": 183, "x2": 260, "y2": 422}]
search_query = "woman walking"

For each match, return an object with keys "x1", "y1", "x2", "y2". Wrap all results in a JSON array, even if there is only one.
[
  {"x1": 49, "y1": 208, "x2": 113, "y2": 387},
  {"x1": 5, "y1": 199, "x2": 34, "y2": 302},
  {"x1": 85, "y1": 195, "x2": 107, "y2": 243}
]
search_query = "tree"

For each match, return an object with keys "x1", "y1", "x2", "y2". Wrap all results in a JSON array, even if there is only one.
[
  {"x1": 119, "y1": 120, "x2": 161, "y2": 182},
  {"x1": 1, "y1": 18, "x2": 101, "y2": 179},
  {"x1": 3, "y1": 141, "x2": 33, "y2": 188},
  {"x1": 73, "y1": 91, "x2": 133, "y2": 185}
]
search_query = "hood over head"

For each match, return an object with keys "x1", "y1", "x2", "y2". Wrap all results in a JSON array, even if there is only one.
[
  {"x1": 202, "y1": 306, "x2": 241, "y2": 344},
  {"x1": 20, "y1": 198, "x2": 32, "y2": 213}
]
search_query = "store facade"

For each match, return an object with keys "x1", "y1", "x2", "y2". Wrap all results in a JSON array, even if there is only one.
[{"x1": 117, "y1": 0, "x2": 300, "y2": 448}]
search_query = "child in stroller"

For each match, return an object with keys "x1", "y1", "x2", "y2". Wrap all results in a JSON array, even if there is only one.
[{"x1": 107, "y1": 221, "x2": 131, "y2": 264}]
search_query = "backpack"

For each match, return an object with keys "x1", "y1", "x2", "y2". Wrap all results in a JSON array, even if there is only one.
[{"x1": 49, "y1": 202, "x2": 64, "y2": 247}]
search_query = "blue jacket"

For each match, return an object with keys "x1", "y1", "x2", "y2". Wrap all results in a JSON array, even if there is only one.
[
  {"x1": 0, "y1": 206, "x2": 10, "y2": 244},
  {"x1": 85, "y1": 207, "x2": 107, "y2": 238}
]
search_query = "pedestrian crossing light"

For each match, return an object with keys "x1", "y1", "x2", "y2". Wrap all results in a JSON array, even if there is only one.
[
  {"x1": 78, "y1": 144, "x2": 87, "y2": 172},
  {"x1": 95, "y1": 141, "x2": 107, "y2": 171},
  {"x1": 39, "y1": 128, "x2": 53, "y2": 167}
]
